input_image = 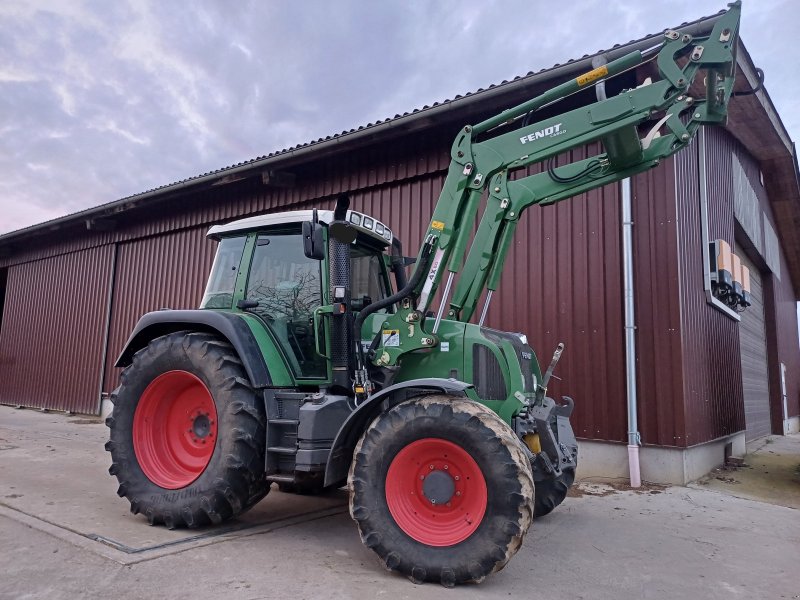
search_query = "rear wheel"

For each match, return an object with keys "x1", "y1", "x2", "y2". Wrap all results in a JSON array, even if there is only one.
[
  {"x1": 105, "y1": 332, "x2": 269, "y2": 528},
  {"x1": 348, "y1": 395, "x2": 534, "y2": 586}
]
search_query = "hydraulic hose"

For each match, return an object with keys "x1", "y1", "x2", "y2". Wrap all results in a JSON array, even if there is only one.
[
  {"x1": 390, "y1": 238, "x2": 408, "y2": 290},
  {"x1": 354, "y1": 242, "x2": 434, "y2": 368}
]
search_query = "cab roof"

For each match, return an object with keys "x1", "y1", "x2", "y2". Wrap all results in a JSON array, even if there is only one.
[{"x1": 207, "y1": 209, "x2": 393, "y2": 246}]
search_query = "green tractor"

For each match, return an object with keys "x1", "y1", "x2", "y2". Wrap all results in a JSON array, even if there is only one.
[{"x1": 107, "y1": 4, "x2": 741, "y2": 585}]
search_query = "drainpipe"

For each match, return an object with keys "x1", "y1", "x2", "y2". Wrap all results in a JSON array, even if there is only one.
[
  {"x1": 622, "y1": 177, "x2": 642, "y2": 488},
  {"x1": 592, "y1": 54, "x2": 641, "y2": 487}
]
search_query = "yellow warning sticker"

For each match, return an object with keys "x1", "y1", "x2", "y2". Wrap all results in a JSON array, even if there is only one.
[
  {"x1": 382, "y1": 329, "x2": 400, "y2": 347},
  {"x1": 431, "y1": 220, "x2": 445, "y2": 231},
  {"x1": 576, "y1": 65, "x2": 609, "y2": 87}
]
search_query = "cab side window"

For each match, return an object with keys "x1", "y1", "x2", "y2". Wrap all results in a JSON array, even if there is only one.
[{"x1": 350, "y1": 247, "x2": 390, "y2": 312}]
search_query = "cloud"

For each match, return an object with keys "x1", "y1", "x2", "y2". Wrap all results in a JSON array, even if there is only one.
[{"x1": 0, "y1": 0, "x2": 798, "y2": 234}]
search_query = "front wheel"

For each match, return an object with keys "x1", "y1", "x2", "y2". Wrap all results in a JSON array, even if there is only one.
[
  {"x1": 533, "y1": 467, "x2": 575, "y2": 518},
  {"x1": 348, "y1": 395, "x2": 534, "y2": 586}
]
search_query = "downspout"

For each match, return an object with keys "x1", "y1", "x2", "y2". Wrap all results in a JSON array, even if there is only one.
[
  {"x1": 622, "y1": 177, "x2": 642, "y2": 488},
  {"x1": 592, "y1": 55, "x2": 641, "y2": 487}
]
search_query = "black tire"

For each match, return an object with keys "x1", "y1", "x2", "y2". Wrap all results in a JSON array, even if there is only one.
[
  {"x1": 105, "y1": 331, "x2": 269, "y2": 528},
  {"x1": 348, "y1": 395, "x2": 534, "y2": 586},
  {"x1": 533, "y1": 467, "x2": 575, "y2": 518}
]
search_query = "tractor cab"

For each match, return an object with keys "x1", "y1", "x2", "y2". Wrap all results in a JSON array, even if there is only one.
[{"x1": 200, "y1": 210, "x2": 398, "y2": 383}]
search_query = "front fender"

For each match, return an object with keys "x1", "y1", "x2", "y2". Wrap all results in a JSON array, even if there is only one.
[
  {"x1": 115, "y1": 309, "x2": 273, "y2": 388},
  {"x1": 323, "y1": 378, "x2": 473, "y2": 487}
]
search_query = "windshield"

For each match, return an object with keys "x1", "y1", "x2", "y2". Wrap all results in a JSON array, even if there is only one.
[{"x1": 201, "y1": 237, "x2": 246, "y2": 309}]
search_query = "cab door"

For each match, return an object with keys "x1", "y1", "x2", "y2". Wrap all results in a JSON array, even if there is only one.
[{"x1": 244, "y1": 228, "x2": 329, "y2": 382}]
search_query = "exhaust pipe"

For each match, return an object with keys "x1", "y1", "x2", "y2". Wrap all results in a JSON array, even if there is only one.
[{"x1": 328, "y1": 194, "x2": 356, "y2": 392}]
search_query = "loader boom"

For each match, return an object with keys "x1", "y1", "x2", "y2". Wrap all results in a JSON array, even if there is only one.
[{"x1": 368, "y1": 1, "x2": 742, "y2": 366}]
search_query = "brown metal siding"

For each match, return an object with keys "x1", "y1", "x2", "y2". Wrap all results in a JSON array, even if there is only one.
[
  {"x1": 488, "y1": 145, "x2": 626, "y2": 443},
  {"x1": 1, "y1": 118, "x2": 794, "y2": 441},
  {"x1": 631, "y1": 158, "x2": 686, "y2": 447},
  {"x1": 0, "y1": 246, "x2": 113, "y2": 413},
  {"x1": 676, "y1": 132, "x2": 745, "y2": 445},
  {"x1": 0, "y1": 140, "x2": 452, "y2": 271},
  {"x1": 736, "y1": 247, "x2": 771, "y2": 440},
  {"x1": 719, "y1": 128, "x2": 800, "y2": 430},
  {"x1": 738, "y1": 140, "x2": 800, "y2": 428},
  {"x1": 99, "y1": 170, "x2": 458, "y2": 394},
  {"x1": 102, "y1": 228, "x2": 217, "y2": 392},
  {"x1": 303, "y1": 148, "x2": 629, "y2": 443},
  {"x1": 765, "y1": 254, "x2": 800, "y2": 425}
]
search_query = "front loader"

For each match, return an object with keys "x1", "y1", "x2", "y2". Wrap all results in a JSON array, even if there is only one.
[{"x1": 106, "y1": 3, "x2": 744, "y2": 585}]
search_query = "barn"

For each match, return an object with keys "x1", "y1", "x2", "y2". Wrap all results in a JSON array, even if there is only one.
[{"x1": 1, "y1": 11, "x2": 798, "y2": 484}]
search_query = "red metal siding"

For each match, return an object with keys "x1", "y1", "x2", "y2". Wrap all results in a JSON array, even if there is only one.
[
  {"x1": 721, "y1": 124, "x2": 800, "y2": 427},
  {"x1": 0, "y1": 246, "x2": 113, "y2": 413},
  {"x1": 102, "y1": 228, "x2": 216, "y2": 392},
  {"x1": 2, "y1": 117, "x2": 793, "y2": 441},
  {"x1": 677, "y1": 133, "x2": 745, "y2": 445},
  {"x1": 299, "y1": 153, "x2": 628, "y2": 443},
  {"x1": 488, "y1": 145, "x2": 626, "y2": 443},
  {"x1": 631, "y1": 158, "x2": 686, "y2": 447},
  {"x1": 0, "y1": 139, "x2": 452, "y2": 271},
  {"x1": 765, "y1": 254, "x2": 800, "y2": 422}
]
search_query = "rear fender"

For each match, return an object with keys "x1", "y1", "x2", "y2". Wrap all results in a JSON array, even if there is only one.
[
  {"x1": 323, "y1": 378, "x2": 473, "y2": 486},
  {"x1": 115, "y1": 310, "x2": 273, "y2": 388}
]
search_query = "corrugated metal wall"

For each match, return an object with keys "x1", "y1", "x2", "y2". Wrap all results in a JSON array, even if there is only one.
[
  {"x1": 677, "y1": 133, "x2": 745, "y2": 445},
  {"x1": 0, "y1": 246, "x2": 113, "y2": 413},
  {"x1": 490, "y1": 144, "x2": 626, "y2": 443},
  {"x1": 766, "y1": 254, "x2": 800, "y2": 424},
  {"x1": 631, "y1": 158, "x2": 686, "y2": 446},
  {"x1": 716, "y1": 127, "x2": 800, "y2": 433},
  {"x1": 102, "y1": 228, "x2": 217, "y2": 393},
  {"x1": 319, "y1": 145, "x2": 628, "y2": 443},
  {"x1": 0, "y1": 138, "x2": 453, "y2": 271},
  {"x1": 0, "y1": 115, "x2": 796, "y2": 441},
  {"x1": 736, "y1": 246, "x2": 771, "y2": 440}
]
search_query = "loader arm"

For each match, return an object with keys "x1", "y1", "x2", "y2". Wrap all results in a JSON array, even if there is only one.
[{"x1": 369, "y1": 1, "x2": 742, "y2": 366}]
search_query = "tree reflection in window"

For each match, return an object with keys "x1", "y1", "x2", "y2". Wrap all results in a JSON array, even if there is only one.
[{"x1": 247, "y1": 234, "x2": 325, "y2": 378}]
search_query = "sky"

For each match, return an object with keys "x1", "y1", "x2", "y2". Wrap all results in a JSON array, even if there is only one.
[{"x1": 0, "y1": 0, "x2": 798, "y2": 235}]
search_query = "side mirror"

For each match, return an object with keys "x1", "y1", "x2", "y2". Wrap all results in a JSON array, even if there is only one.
[{"x1": 302, "y1": 220, "x2": 325, "y2": 260}]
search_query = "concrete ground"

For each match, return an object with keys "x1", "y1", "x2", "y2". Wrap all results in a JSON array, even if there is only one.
[{"x1": 0, "y1": 405, "x2": 798, "y2": 600}]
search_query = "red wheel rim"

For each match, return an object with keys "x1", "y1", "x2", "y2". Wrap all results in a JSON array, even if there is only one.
[
  {"x1": 133, "y1": 371, "x2": 218, "y2": 489},
  {"x1": 385, "y1": 438, "x2": 487, "y2": 546}
]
